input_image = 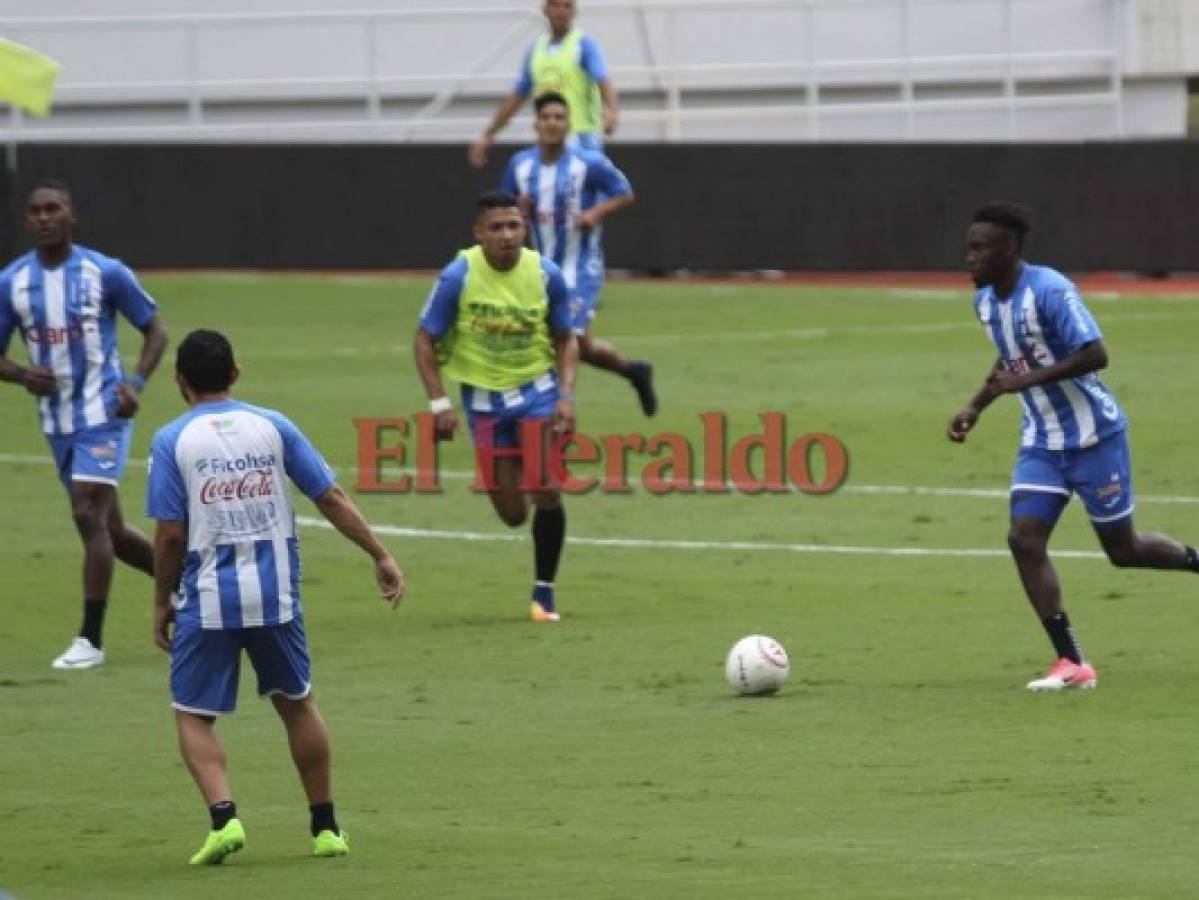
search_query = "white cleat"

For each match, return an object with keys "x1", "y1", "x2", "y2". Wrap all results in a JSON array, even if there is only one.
[{"x1": 51, "y1": 637, "x2": 105, "y2": 670}]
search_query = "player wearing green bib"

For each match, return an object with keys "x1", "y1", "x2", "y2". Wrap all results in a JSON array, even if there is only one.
[
  {"x1": 415, "y1": 191, "x2": 579, "y2": 622},
  {"x1": 470, "y1": 0, "x2": 618, "y2": 168}
]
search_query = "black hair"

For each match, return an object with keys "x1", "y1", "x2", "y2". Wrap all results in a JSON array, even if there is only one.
[
  {"x1": 972, "y1": 202, "x2": 1032, "y2": 249},
  {"x1": 534, "y1": 91, "x2": 569, "y2": 114},
  {"x1": 476, "y1": 189, "x2": 520, "y2": 214},
  {"x1": 177, "y1": 329, "x2": 236, "y2": 393},
  {"x1": 29, "y1": 178, "x2": 72, "y2": 204}
]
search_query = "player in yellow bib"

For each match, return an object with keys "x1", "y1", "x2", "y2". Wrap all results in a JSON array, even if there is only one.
[
  {"x1": 470, "y1": 0, "x2": 619, "y2": 168},
  {"x1": 415, "y1": 190, "x2": 579, "y2": 622}
]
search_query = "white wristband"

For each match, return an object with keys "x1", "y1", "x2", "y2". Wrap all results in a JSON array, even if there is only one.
[{"x1": 429, "y1": 396, "x2": 453, "y2": 414}]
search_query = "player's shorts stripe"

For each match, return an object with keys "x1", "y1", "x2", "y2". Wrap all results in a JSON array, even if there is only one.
[
  {"x1": 1009, "y1": 483, "x2": 1072, "y2": 496},
  {"x1": 1090, "y1": 505, "x2": 1135, "y2": 524},
  {"x1": 70, "y1": 474, "x2": 119, "y2": 486}
]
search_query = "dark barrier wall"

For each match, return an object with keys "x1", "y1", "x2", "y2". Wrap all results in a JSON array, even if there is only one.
[{"x1": 9, "y1": 143, "x2": 1198, "y2": 271}]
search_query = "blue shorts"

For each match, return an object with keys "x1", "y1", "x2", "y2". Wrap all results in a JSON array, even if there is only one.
[
  {"x1": 462, "y1": 375, "x2": 559, "y2": 450},
  {"x1": 45, "y1": 420, "x2": 133, "y2": 489},
  {"x1": 171, "y1": 617, "x2": 311, "y2": 716},
  {"x1": 569, "y1": 132, "x2": 603, "y2": 152},
  {"x1": 1010, "y1": 431, "x2": 1134, "y2": 529},
  {"x1": 570, "y1": 281, "x2": 602, "y2": 335}
]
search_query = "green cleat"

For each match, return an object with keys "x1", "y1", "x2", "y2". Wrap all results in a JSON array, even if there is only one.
[
  {"x1": 313, "y1": 829, "x2": 349, "y2": 858},
  {"x1": 188, "y1": 818, "x2": 246, "y2": 866}
]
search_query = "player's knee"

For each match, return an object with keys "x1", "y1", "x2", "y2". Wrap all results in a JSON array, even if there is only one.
[
  {"x1": 71, "y1": 500, "x2": 106, "y2": 535},
  {"x1": 1006, "y1": 527, "x2": 1046, "y2": 560}
]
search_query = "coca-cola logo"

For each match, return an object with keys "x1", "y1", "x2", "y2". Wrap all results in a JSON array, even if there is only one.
[{"x1": 200, "y1": 469, "x2": 276, "y2": 504}]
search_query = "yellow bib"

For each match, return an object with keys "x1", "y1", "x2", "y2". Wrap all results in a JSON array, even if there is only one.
[
  {"x1": 530, "y1": 28, "x2": 602, "y2": 136},
  {"x1": 438, "y1": 246, "x2": 555, "y2": 391}
]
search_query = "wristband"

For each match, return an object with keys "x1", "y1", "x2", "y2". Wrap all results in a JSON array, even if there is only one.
[
  {"x1": 127, "y1": 373, "x2": 146, "y2": 392},
  {"x1": 429, "y1": 396, "x2": 453, "y2": 414},
  {"x1": 558, "y1": 391, "x2": 574, "y2": 402}
]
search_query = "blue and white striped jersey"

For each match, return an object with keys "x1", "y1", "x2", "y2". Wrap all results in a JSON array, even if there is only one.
[
  {"x1": 0, "y1": 246, "x2": 158, "y2": 435},
  {"x1": 500, "y1": 146, "x2": 632, "y2": 295},
  {"x1": 975, "y1": 264, "x2": 1126, "y2": 450},
  {"x1": 145, "y1": 400, "x2": 335, "y2": 631}
]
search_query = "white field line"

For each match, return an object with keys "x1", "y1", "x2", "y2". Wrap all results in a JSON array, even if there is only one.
[
  {"x1": 221, "y1": 309, "x2": 1199, "y2": 360},
  {"x1": 0, "y1": 451, "x2": 1167, "y2": 561},
  {"x1": 2, "y1": 453, "x2": 1198, "y2": 506},
  {"x1": 294, "y1": 515, "x2": 1106, "y2": 560}
]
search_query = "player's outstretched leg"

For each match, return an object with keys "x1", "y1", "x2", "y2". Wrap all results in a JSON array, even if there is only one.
[
  {"x1": 107, "y1": 493, "x2": 154, "y2": 576},
  {"x1": 577, "y1": 334, "x2": 657, "y2": 416},
  {"x1": 1008, "y1": 514, "x2": 1098, "y2": 691},
  {"x1": 1093, "y1": 519, "x2": 1199, "y2": 573}
]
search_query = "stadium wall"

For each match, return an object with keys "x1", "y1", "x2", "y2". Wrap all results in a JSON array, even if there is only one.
[{"x1": 9, "y1": 142, "x2": 1196, "y2": 272}]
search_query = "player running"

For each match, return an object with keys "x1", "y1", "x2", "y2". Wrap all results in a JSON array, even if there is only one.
[
  {"x1": 501, "y1": 91, "x2": 656, "y2": 416},
  {"x1": 0, "y1": 179, "x2": 168, "y2": 670},
  {"x1": 414, "y1": 190, "x2": 577, "y2": 622},
  {"x1": 147, "y1": 329, "x2": 404, "y2": 864},
  {"x1": 947, "y1": 203, "x2": 1199, "y2": 691}
]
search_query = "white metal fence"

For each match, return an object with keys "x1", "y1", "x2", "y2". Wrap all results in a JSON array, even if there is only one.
[{"x1": 0, "y1": 0, "x2": 1185, "y2": 143}]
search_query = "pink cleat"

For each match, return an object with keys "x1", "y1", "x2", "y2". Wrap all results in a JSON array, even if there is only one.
[{"x1": 1026, "y1": 657, "x2": 1098, "y2": 692}]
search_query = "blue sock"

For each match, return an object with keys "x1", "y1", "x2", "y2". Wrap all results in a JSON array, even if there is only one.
[{"x1": 532, "y1": 581, "x2": 555, "y2": 612}]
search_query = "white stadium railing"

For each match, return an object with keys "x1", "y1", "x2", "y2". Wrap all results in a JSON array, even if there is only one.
[{"x1": 0, "y1": 0, "x2": 1178, "y2": 143}]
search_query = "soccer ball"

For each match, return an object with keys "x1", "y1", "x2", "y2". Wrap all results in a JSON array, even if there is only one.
[{"x1": 725, "y1": 635, "x2": 790, "y2": 695}]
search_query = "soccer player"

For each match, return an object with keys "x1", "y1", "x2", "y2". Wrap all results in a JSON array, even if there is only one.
[
  {"x1": 414, "y1": 190, "x2": 578, "y2": 622},
  {"x1": 947, "y1": 203, "x2": 1199, "y2": 691},
  {"x1": 501, "y1": 92, "x2": 655, "y2": 415},
  {"x1": 146, "y1": 329, "x2": 404, "y2": 864},
  {"x1": 469, "y1": 0, "x2": 618, "y2": 167},
  {"x1": 0, "y1": 179, "x2": 168, "y2": 670}
]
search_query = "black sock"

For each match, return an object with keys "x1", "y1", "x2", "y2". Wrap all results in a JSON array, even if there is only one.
[
  {"x1": 80, "y1": 598, "x2": 107, "y2": 649},
  {"x1": 310, "y1": 801, "x2": 338, "y2": 837},
  {"x1": 210, "y1": 800, "x2": 237, "y2": 830},
  {"x1": 1041, "y1": 612, "x2": 1083, "y2": 664},
  {"x1": 1185, "y1": 546, "x2": 1199, "y2": 573},
  {"x1": 532, "y1": 506, "x2": 566, "y2": 583}
]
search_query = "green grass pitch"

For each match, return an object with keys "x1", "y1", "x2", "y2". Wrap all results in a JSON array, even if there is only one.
[{"x1": 2, "y1": 273, "x2": 1199, "y2": 899}]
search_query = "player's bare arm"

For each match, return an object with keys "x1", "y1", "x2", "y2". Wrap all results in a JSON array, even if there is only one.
[
  {"x1": 152, "y1": 519, "x2": 187, "y2": 652},
  {"x1": 552, "y1": 330, "x2": 579, "y2": 435},
  {"x1": 0, "y1": 357, "x2": 56, "y2": 395},
  {"x1": 947, "y1": 357, "x2": 1004, "y2": 443},
  {"x1": 987, "y1": 339, "x2": 1108, "y2": 396},
  {"x1": 575, "y1": 192, "x2": 635, "y2": 231},
  {"x1": 115, "y1": 315, "x2": 169, "y2": 418},
  {"x1": 313, "y1": 484, "x2": 405, "y2": 607},
  {"x1": 413, "y1": 327, "x2": 459, "y2": 441},
  {"x1": 599, "y1": 78, "x2": 619, "y2": 135},
  {"x1": 470, "y1": 93, "x2": 524, "y2": 168}
]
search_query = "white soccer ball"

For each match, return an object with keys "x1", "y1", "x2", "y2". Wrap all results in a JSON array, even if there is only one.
[{"x1": 725, "y1": 635, "x2": 790, "y2": 696}]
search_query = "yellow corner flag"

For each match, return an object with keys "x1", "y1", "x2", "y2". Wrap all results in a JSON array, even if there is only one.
[{"x1": 0, "y1": 38, "x2": 61, "y2": 117}]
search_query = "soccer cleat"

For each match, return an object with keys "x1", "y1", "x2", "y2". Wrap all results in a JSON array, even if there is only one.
[
  {"x1": 313, "y1": 829, "x2": 349, "y2": 858},
  {"x1": 51, "y1": 636, "x2": 105, "y2": 670},
  {"x1": 627, "y1": 361, "x2": 658, "y2": 417},
  {"x1": 188, "y1": 818, "x2": 245, "y2": 865},
  {"x1": 1026, "y1": 657, "x2": 1098, "y2": 692},
  {"x1": 529, "y1": 600, "x2": 560, "y2": 623}
]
